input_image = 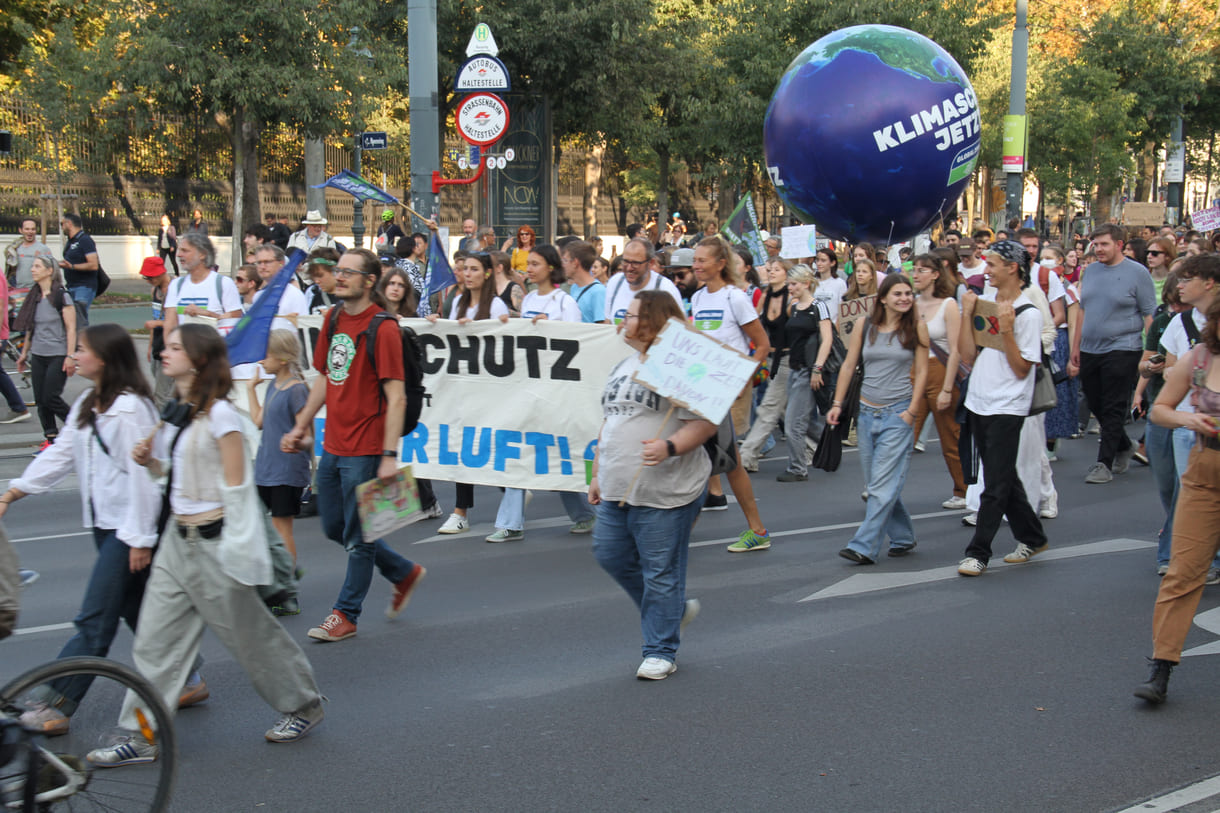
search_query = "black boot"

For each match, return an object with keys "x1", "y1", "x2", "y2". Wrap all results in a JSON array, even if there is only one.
[{"x1": 1134, "y1": 658, "x2": 1174, "y2": 704}]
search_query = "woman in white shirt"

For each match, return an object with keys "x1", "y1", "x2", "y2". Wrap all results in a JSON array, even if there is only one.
[
  {"x1": 428, "y1": 254, "x2": 509, "y2": 534},
  {"x1": 689, "y1": 236, "x2": 773, "y2": 553},
  {"x1": 813, "y1": 248, "x2": 848, "y2": 326},
  {"x1": 87, "y1": 324, "x2": 323, "y2": 767},
  {"x1": 1, "y1": 324, "x2": 163, "y2": 736}
]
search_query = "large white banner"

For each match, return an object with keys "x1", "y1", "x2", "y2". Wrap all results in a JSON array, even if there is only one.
[
  {"x1": 219, "y1": 315, "x2": 631, "y2": 490},
  {"x1": 404, "y1": 318, "x2": 631, "y2": 491}
]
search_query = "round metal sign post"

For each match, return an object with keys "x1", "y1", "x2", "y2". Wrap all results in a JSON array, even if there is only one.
[{"x1": 456, "y1": 92, "x2": 510, "y2": 147}]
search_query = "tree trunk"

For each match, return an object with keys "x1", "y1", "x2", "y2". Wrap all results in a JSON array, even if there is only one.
[
  {"x1": 583, "y1": 143, "x2": 603, "y2": 239},
  {"x1": 717, "y1": 167, "x2": 735, "y2": 224},
  {"x1": 655, "y1": 143, "x2": 670, "y2": 236},
  {"x1": 228, "y1": 106, "x2": 262, "y2": 272},
  {"x1": 1204, "y1": 130, "x2": 1215, "y2": 211}
]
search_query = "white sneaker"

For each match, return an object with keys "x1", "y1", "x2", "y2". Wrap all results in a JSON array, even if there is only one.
[
  {"x1": 636, "y1": 657, "x2": 677, "y2": 680},
  {"x1": 961, "y1": 513, "x2": 978, "y2": 527},
  {"x1": 437, "y1": 513, "x2": 469, "y2": 534},
  {"x1": 1003, "y1": 542, "x2": 1049, "y2": 563},
  {"x1": 942, "y1": 496, "x2": 968, "y2": 510},
  {"x1": 422, "y1": 502, "x2": 444, "y2": 519},
  {"x1": 1039, "y1": 492, "x2": 1058, "y2": 519},
  {"x1": 957, "y1": 557, "x2": 987, "y2": 577},
  {"x1": 914, "y1": 440, "x2": 926, "y2": 453}
]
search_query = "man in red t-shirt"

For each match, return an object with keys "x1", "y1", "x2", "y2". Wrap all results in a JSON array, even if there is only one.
[{"x1": 283, "y1": 248, "x2": 425, "y2": 642}]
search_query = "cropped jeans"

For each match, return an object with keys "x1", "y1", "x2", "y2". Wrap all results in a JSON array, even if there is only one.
[
  {"x1": 843, "y1": 400, "x2": 916, "y2": 561},
  {"x1": 592, "y1": 487, "x2": 706, "y2": 663}
]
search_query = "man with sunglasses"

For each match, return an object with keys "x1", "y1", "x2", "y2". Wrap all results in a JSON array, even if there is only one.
[{"x1": 1070, "y1": 224, "x2": 1157, "y2": 484}]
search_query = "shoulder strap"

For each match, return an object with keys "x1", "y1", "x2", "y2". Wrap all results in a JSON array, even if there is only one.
[
  {"x1": 1182, "y1": 310, "x2": 1202, "y2": 347},
  {"x1": 86, "y1": 410, "x2": 110, "y2": 457},
  {"x1": 173, "y1": 275, "x2": 187, "y2": 299},
  {"x1": 364, "y1": 311, "x2": 395, "y2": 370},
  {"x1": 652, "y1": 273, "x2": 663, "y2": 290},
  {"x1": 609, "y1": 274, "x2": 626, "y2": 304},
  {"x1": 1014, "y1": 303, "x2": 1036, "y2": 316},
  {"x1": 214, "y1": 272, "x2": 224, "y2": 307}
]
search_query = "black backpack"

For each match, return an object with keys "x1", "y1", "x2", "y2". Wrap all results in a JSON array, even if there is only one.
[{"x1": 326, "y1": 308, "x2": 428, "y2": 435}]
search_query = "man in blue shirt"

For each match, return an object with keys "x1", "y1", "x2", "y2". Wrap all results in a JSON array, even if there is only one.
[
  {"x1": 59, "y1": 214, "x2": 100, "y2": 318},
  {"x1": 561, "y1": 240, "x2": 607, "y2": 324},
  {"x1": 1069, "y1": 224, "x2": 1158, "y2": 483}
]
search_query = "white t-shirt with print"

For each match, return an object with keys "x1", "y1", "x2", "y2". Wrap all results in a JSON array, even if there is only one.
[
  {"x1": 604, "y1": 271, "x2": 684, "y2": 325},
  {"x1": 521, "y1": 288, "x2": 582, "y2": 323},
  {"x1": 448, "y1": 296, "x2": 510, "y2": 321},
  {"x1": 813, "y1": 276, "x2": 848, "y2": 325},
  {"x1": 963, "y1": 290, "x2": 1043, "y2": 416},
  {"x1": 689, "y1": 284, "x2": 758, "y2": 355},
  {"x1": 165, "y1": 272, "x2": 242, "y2": 330}
]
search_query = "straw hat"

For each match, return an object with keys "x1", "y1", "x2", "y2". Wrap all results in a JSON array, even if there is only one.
[{"x1": 301, "y1": 210, "x2": 328, "y2": 225}]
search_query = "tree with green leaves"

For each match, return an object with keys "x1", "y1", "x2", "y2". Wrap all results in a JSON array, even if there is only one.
[{"x1": 117, "y1": 0, "x2": 404, "y2": 266}]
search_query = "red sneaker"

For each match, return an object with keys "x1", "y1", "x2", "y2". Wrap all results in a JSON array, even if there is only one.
[
  {"x1": 307, "y1": 610, "x2": 357, "y2": 642},
  {"x1": 386, "y1": 564, "x2": 427, "y2": 619}
]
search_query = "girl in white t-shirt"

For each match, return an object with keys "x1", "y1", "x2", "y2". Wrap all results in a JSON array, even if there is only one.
[
  {"x1": 689, "y1": 236, "x2": 773, "y2": 553},
  {"x1": 813, "y1": 248, "x2": 848, "y2": 326},
  {"x1": 519, "y1": 245, "x2": 581, "y2": 324},
  {"x1": 486, "y1": 245, "x2": 593, "y2": 543}
]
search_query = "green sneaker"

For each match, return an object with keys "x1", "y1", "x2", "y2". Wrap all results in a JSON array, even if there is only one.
[
  {"x1": 485, "y1": 528, "x2": 524, "y2": 543},
  {"x1": 727, "y1": 529, "x2": 771, "y2": 553},
  {"x1": 569, "y1": 519, "x2": 595, "y2": 535}
]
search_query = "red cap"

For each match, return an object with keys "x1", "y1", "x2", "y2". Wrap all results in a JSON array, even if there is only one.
[{"x1": 139, "y1": 256, "x2": 167, "y2": 277}]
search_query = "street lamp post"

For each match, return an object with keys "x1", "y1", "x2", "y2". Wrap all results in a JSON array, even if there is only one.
[{"x1": 346, "y1": 27, "x2": 374, "y2": 248}]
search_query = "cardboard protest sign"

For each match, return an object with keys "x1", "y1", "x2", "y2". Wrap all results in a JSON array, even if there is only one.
[
  {"x1": 1192, "y1": 206, "x2": 1220, "y2": 232},
  {"x1": 838, "y1": 295, "x2": 876, "y2": 336},
  {"x1": 970, "y1": 298, "x2": 1007, "y2": 350},
  {"x1": 1123, "y1": 202, "x2": 1166, "y2": 226},
  {"x1": 630, "y1": 318, "x2": 760, "y2": 425}
]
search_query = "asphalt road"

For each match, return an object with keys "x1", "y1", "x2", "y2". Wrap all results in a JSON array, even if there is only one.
[{"x1": 6, "y1": 418, "x2": 1220, "y2": 812}]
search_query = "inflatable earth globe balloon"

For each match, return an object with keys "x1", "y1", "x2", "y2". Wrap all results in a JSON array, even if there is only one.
[{"x1": 763, "y1": 25, "x2": 980, "y2": 245}]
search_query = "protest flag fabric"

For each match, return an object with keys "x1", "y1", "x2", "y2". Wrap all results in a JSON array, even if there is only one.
[
  {"x1": 425, "y1": 232, "x2": 456, "y2": 296},
  {"x1": 225, "y1": 249, "x2": 305, "y2": 365},
  {"x1": 720, "y1": 192, "x2": 768, "y2": 267},
  {"x1": 310, "y1": 169, "x2": 399, "y2": 205}
]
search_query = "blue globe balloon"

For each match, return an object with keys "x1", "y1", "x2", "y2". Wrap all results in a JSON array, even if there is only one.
[{"x1": 764, "y1": 25, "x2": 980, "y2": 245}]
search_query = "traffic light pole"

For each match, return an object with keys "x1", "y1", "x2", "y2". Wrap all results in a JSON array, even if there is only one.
[
  {"x1": 409, "y1": 0, "x2": 441, "y2": 228},
  {"x1": 1005, "y1": 0, "x2": 1029, "y2": 228}
]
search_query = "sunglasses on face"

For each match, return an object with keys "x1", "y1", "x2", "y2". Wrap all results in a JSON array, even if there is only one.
[{"x1": 1147, "y1": 250, "x2": 1164, "y2": 257}]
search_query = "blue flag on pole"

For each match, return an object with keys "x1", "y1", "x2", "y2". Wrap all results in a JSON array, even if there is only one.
[
  {"x1": 225, "y1": 250, "x2": 306, "y2": 365},
  {"x1": 425, "y1": 232, "x2": 456, "y2": 296},
  {"x1": 310, "y1": 169, "x2": 399, "y2": 205}
]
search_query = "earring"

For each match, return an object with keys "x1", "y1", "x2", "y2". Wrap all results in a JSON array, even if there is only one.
[{"x1": 189, "y1": 367, "x2": 197, "y2": 374}]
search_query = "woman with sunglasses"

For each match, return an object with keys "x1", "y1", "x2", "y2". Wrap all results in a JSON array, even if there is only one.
[
  {"x1": 1146, "y1": 236, "x2": 1177, "y2": 303},
  {"x1": 234, "y1": 263, "x2": 262, "y2": 311},
  {"x1": 502, "y1": 225, "x2": 537, "y2": 275}
]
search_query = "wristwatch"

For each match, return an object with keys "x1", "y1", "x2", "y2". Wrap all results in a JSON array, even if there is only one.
[
  {"x1": 381, "y1": 449, "x2": 397, "y2": 457},
  {"x1": 665, "y1": 439, "x2": 677, "y2": 458}
]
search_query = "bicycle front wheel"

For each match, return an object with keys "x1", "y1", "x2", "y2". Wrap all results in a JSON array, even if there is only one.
[{"x1": 0, "y1": 656, "x2": 175, "y2": 812}]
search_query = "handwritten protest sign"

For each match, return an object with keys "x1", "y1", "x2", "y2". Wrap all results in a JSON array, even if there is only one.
[
  {"x1": 970, "y1": 299, "x2": 1007, "y2": 350},
  {"x1": 1192, "y1": 205, "x2": 1220, "y2": 232},
  {"x1": 630, "y1": 318, "x2": 760, "y2": 425},
  {"x1": 839, "y1": 295, "x2": 876, "y2": 336},
  {"x1": 780, "y1": 225, "x2": 818, "y2": 260},
  {"x1": 1123, "y1": 202, "x2": 1165, "y2": 226},
  {"x1": 356, "y1": 466, "x2": 423, "y2": 539}
]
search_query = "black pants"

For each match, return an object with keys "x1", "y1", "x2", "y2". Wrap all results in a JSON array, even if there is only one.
[
  {"x1": 30, "y1": 354, "x2": 70, "y2": 438},
  {"x1": 455, "y1": 482, "x2": 474, "y2": 511},
  {"x1": 964, "y1": 413, "x2": 1046, "y2": 564},
  {"x1": 159, "y1": 248, "x2": 179, "y2": 276},
  {"x1": 1079, "y1": 349, "x2": 1140, "y2": 467}
]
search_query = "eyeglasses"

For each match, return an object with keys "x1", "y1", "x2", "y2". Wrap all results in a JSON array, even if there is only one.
[
  {"x1": 621, "y1": 259, "x2": 647, "y2": 268},
  {"x1": 1147, "y1": 250, "x2": 1164, "y2": 256},
  {"x1": 234, "y1": 276, "x2": 250, "y2": 284},
  {"x1": 334, "y1": 268, "x2": 371, "y2": 279}
]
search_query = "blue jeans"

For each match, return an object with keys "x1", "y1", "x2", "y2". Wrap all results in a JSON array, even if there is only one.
[
  {"x1": 67, "y1": 284, "x2": 96, "y2": 320},
  {"x1": 316, "y1": 452, "x2": 416, "y2": 624},
  {"x1": 1147, "y1": 422, "x2": 1178, "y2": 566},
  {"x1": 592, "y1": 487, "x2": 706, "y2": 662},
  {"x1": 494, "y1": 488, "x2": 594, "y2": 531},
  {"x1": 45, "y1": 528, "x2": 149, "y2": 714},
  {"x1": 844, "y1": 401, "x2": 917, "y2": 561}
]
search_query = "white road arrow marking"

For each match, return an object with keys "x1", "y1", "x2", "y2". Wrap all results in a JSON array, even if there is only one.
[{"x1": 799, "y1": 538, "x2": 1153, "y2": 602}]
